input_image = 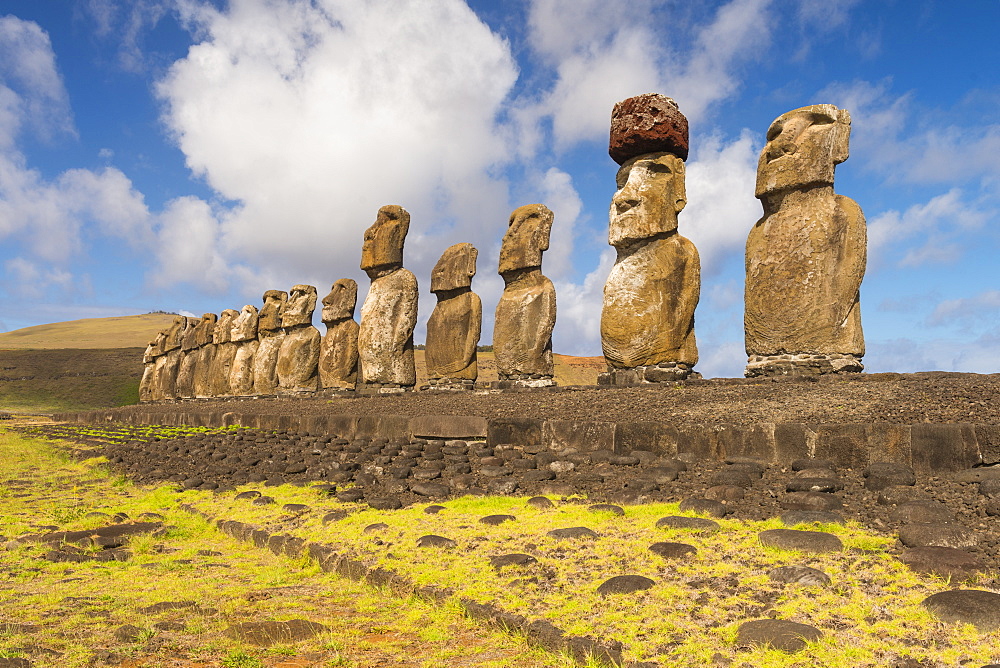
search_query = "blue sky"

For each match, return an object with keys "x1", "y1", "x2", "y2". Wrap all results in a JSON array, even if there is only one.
[{"x1": 0, "y1": 0, "x2": 997, "y2": 377}]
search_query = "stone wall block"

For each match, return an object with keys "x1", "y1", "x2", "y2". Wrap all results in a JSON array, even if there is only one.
[
  {"x1": 409, "y1": 415, "x2": 488, "y2": 440},
  {"x1": 773, "y1": 423, "x2": 809, "y2": 462},
  {"x1": 866, "y1": 423, "x2": 911, "y2": 468},
  {"x1": 974, "y1": 424, "x2": 1000, "y2": 465},
  {"x1": 487, "y1": 418, "x2": 545, "y2": 448},
  {"x1": 910, "y1": 423, "x2": 982, "y2": 475},
  {"x1": 613, "y1": 421, "x2": 680, "y2": 456},
  {"x1": 543, "y1": 420, "x2": 615, "y2": 453},
  {"x1": 812, "y1": 424, "x2": 870, "y2": 470}
]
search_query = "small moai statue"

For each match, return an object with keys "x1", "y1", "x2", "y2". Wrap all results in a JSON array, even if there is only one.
[
  {"x1": 425, "y1": 243, "x2": 482, "y2": 390},
  {"x1": 318, "y1": 279, "x2": 360, "y2": 391},
  {"x1": 493, "y1": 204, "x2": 556, "y2": 387},
  {"x1": 157, "y1": 316, "x2": 187, "y2": 400},
  {"x1": 252, "y1": 290, "x2": 287, "y2": 395},
  {"x1": 174, "y1": 317, "x2": 200, "y2": 398},
  {"x1": 276, "y1": 284, "x2": 321, "y2": 394},
  {"x1": 229, "y1": 304, "x2": 259, "y2": 395},
  {"x1": 358, "y1": 205, "x2": 418, "y2": 391},
  {"x1": 192, "y1": 313, "x2": 218, "y2": 398},
  {"x1": 745, "y1": 104, "x2": 866, "y2": 377},
  {"x1": 140, "y1": 332, "x2": 165, "y2": 402},
  {"x1": 600, "y1": 93, "x2": 700, "y2": 385},
  {"x1": 208, "y1": 308, "x2": 239, "y2": 396}
]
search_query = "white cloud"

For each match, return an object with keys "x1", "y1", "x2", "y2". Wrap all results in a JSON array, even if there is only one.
[
  {"x1": 536, "y1": 167, "x2": 583, "y2": 279},
  {"x1": 149, "y1": 195, "x2": 230, "y2": 292},
  {"x1": 926, "y1": 290, "x2": 1000, "y2": 329},
  {"x1": 865, "y1": 334, "x2": 1000, "y2": 374},
  {"x1": 3, "y1": 256, "x2": 74, "y2": 299},
  {"x1": 551, "y1": 248, "x2": 614, "y2": 355}
]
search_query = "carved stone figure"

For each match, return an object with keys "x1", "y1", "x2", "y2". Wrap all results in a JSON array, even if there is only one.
[
  {"x1": 157, "y1": 316, "x2": 187, "y2": 400},
  {"x1": 208, "y1": 309, "x2": 239, "y2": 396},
  {"x1": 229, "y1": 305, "x2": 259, "y2": 395},
  {"x1": 600, "y1": 94, "x2": 700, "y2": 384},
  {"x1": 276, "y1": 284, "x2": 321, "y2": 394},
  {"x1": 358, "y1": 205, "x2": 418, "y2": 389},
  {"x1": 745, "y1": 104, "x2": 866, "y2": 377},
  {"x1": 192, "y1": 313, "x2": 218, "y2": 398},
  {"x1": 493, "y1": 204, "x2": 556, "y2": 386},
  {"x1": 425, "y1": 243, "x2": 482, "y2": 389},
  {"x1": 140, "y1": 332, "x2": 164, "y2": 402},
  {"x1": 252, "y1": 290, "x2": 287, "y2": 395},
  {"x1": 174, "y1": 317, "x2": 199, "y2": 398},
  {"x1": 319, "y1": 279, "x2": 360, "y2": 391}
]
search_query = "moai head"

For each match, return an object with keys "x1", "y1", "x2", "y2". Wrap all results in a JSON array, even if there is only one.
[
  {"x1": 213, "y1": 309, "x2": 239, "y2": 344},
  {"x1": 361, "y1": 205, "x2": 410, "y2": 277},
  {"x1": 163, "y1": 316, "x2": 186, "y2": 351},
  {"x1": 321, "y1": 279, "x2": 358, "y2": 325},
  {"x1": 756, "y1": 104, "x2": 851, "y2": 198},
  {"x1": 498, "y1": 204, "x2": 553, "y2": 275},
  {"x1": 431, "y1": 242, "x2": 477, "y2": 293},
  {"x1": 609, "y1": 152, "x2": 686, "y2": 247},
  {"x1": 194, "y1": 313, "x2": 217, "y2": 347},
  {"x1": 258, "y1": 290, "x2": 287, "y2": 333},
  {"x1": 147, "y1": 332, "x2": 166, "y2": 361},
  {"x1": 180, "y1": 317, "x2": 199, "y2": 351},
  {"x1": 231, "y1": 304, "x2": 259, "y2": 343},
  {"x1": 281, "y1": 284, "x2": 317, "y2": 327}
]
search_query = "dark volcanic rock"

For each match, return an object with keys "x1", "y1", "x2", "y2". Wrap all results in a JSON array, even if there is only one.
[
  {"x1": 922, "y1": 590, "x2": 1000, "y2": 631},
  {"x1": 758, "y1": 529, "x2": 843, "y2": 553},
  {"x1": 490, "y1": 553, "x2": 538, "y2": 571},
  {"x1": 898, "y1": 523, "x2": 977, "y2": 549},
  {"x1": 768, "y1": 565, "x2": 831, "y2": 586},
  {"x1": 596, "y1": 574, "x2": 655, "y2": 596},
  {"x1": 780, "y1": 510, "x2": 845, "y2": 526},
  {"x1": 416, "y1": 534, "x2": 456, "y2": 548},
  {"x1": 678, "y1": 498, "x2": 729, "y2": 518},
  {"x1": 224, "y1": 619, "x2": 329, "y2": 646},
  {"x1": 735, "y1": 619, "x2": 822, "y2": 652},
  {"x1": 655, "y1": 516, "x2": 720, "y2": 533},
  {"x1": 648, "y1": 542, "x2": 697, "y2": 559},
  {"x1": 546, "y1": 527, "x2": 598, "y2": 540},
  {"x1": 899, "y1": 547, "x2": 986, "y2": 581},
  {"x1": 479, "y1": 514, "x2": 516, "y2": 526}
]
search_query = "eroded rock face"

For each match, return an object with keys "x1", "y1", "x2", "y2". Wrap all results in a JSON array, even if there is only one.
[
  {"x1": 157, "y1": 316, "x2": 187, "y2": 400},
  {"x1": 493, "y1": 204, "x2": 556, "y2": 385},
  {"x1": 229, "y1": 305, "x2": 259, "y2": 396},
  {"x1": 426, "y1": 243, "x2": 482, "y2": 387},
  {"x1": 140, "y1": 332, "x2": 165, "y2": 402},
  {"x1": 209, "y1": 309, "x2": 240, "y2": 396},
  {"x1": 174, "y1": 318, "x2": 200, "y2": 399},
  {"x1": 192, "y1": 313, "x2": 218, "y2": 399},
  {"x1": 252, "y1": 290, "x2": 287, "y2": 395},
  {"x1": 319, "y1": 279, "x2": 359, "y2": 390},
  {"x1": 276, "y1": 285, "x2": 320, "y2": 394},
  {"x1": 601, "y1": 95, "x2": 700, "y2": 383},
  {"x1": 359, "y1": 205, "x2": 418, "y2": 388},
  {"x1": 745, "y1": 104, "x2": 866, "y2": 377}
]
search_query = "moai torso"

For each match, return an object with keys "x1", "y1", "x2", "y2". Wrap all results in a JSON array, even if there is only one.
[
  {"x1": 745, "y1": 104, "x2": 866, "y2": 376},
  {"x1": 276, "y1": 285, "x2": 321, "y2": 393},
  {"x1": 425, "y1": 243, "x2": 482, "y2": 385},
  {"x1": 358, "y1": 205, "x2": 418, "y2": 387},
  {"x1": 208, "y1": 309, "x2": 239, "y2": 396},
  {"x1": 493, "y1": 204, "x2": 556, "y2": 383},
  {"x1": 252, "y1": 290, "x2": 287, "y2": 395},
  {"x1": 175, "y1": 318, "x2": 199, "y2": 398},
  {"x1": 192, "y1": 313, "x2": 218, "y2": 398},
  {"x1": 140, "y1": 333, "x2": 164, "y2": 402},
  {"x1": 319, "y1": 279, "x2": 360, "y2": 390},
  {"x1": 157, "y1": 316, "x2": 187, "y2": 400},
  {"x1": 600, "y1": 95, "x2": 700, "y2": 382},
  {"x1": 229, "y1": 305, "x2": 259, "y2": 395}
]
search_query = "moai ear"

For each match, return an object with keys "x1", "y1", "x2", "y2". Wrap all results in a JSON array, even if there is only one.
[
  {"x1": 672, "y1": 155, "x2": 687, "y2": 214},
  {"x1": 832, "y1": 108, "x2": 852, "y2": 165},
  {"x1": 467, "y1": 245, "x2": 479, "y2": 278}
]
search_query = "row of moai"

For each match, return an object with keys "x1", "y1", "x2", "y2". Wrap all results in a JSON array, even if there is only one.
[{"x1": 141, "y1": 92, "x2": 866, "y2": 399}]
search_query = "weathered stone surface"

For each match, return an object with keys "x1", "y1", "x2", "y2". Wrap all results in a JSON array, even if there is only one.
[
  {"x1": 494, "y1": 204, "x2": 556, "y2": 382},
  {"x1": 191, "y1": 313, "x2": 217, "y2": 398},
  {"x1": 426, "y1": 243, "x2": 482, "y2": 383},
  {"x1": 602, "y1": 134, "x2": 699, "y2": 375},
  {"x1": 140, "y1": 331, "x2": 164, "y2": 401},
  {"x1": 253, "y1": 290, "x2": 287, "y2": 395},
  {"x1": 759, "y1": 528, "x2": 843, "y2": 553},
  {"x1": 229, "y1": 304, "x2": 259, "y2": 396},
  {"x1": 745, "y1": 104, "x2": 865, "y2": 377},
  {"x1": 922, "y1": 590, "x2": 1000, "y2": 631},
  {"x1": 359, "y1": 205, "x2": 418, "y2": 387},
  {"x1": 898, "y1": 523, "x2": 978, "y2": 549},
  {"x1": 174, "y1": 317, "x2": 199, "y2": 398},
  {"x1": 277, "y1": 285, "x2": 320, "y2": 394},
  {"x1": 768, "y1": 565, "x2": 831, "y2": 586},
  {"x1": 319, "y1": 279, "x2": 359, "y2": 390},
  {"x1": 224, "y1": 619, "x2": 329, "y2": 646},
  {"x1": 609, "y1": 93, "x2": 689, "y2": 164},
  {"x1": 899, "y1": 546, "x2": 985, "y2": 581},
  {"x1": 156, "y1": 316, "x2": 187, "y2": 400},
  {"x1": 596, "y1": 574, "x2": 655, "y2": 596},
  {"x1": 735, "y1": 619, "x2": 822, "y2": 652}
]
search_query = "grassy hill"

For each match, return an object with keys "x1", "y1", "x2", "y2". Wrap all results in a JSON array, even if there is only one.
[{"x1": 0, "y1": 313, "x2": 177, "y2": 349}]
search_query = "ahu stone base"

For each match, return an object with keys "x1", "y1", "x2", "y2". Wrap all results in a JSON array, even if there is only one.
[
  {"x1": 598, "y1": 362, "x2": 699, "y2": 386},
  {"x1": 497, "y1": 374, "x2": 556, "y2": 389},
  {"x1": 745, "y1": 354, "x2": 863, "y2": 378}
]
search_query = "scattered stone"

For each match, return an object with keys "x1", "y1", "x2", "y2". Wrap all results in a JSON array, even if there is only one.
[
  {"x1": 417, "y1": 535, "x2": 456, "y2": 548},
  {"x1": 546, "y1": 527, "x2": 598, "y2": 540},
  {"x1": 235, "y1": 490, "x2": 261, "y2": 500},
  {"x1": 890, "y1": 500, "x2": 956, "y2": 524},
  {"x1": 224, "y1": 619, "x2": 329, "y2": 647},
  {"x1": 336, "y1": 490, "x2": 365, "y2": 503},
  {"x1": 596, "y1": 575, "x2": 655, "y2": 596},
  {"x1": 898, "y1": 524, "x2": 978, "y2": 549},
  {"x1": 768, "y1": 565, "x2": 831, "y2": 586},
  {"x1": 678, "y1": 498, "x2": 729, "y2": 518},
  {"x1": 786, "y1": 478, "x2": 842, "y2": 493},
  {"x1": 655, "y1": 516, "x2": 720, "y2": 533},
  {"x1": 648, "y1": 542, "x2": 697, "y2": 559},
  {"x1": 877, "y1": 486, "x2": 928, "y2": 506},
  {"x1": 282, "y1": 503, "x2": 310, "y2": 513},
  {"x1": 526, "y1": 496, "x2": 555, "y2": 509},
  {"x1": 424, "y1": 505, "x2": 447, "y2": 514},
  {"x1": 781, "y1": 492, "x2": 843, "y2": 511},
  {"x1": 899, "y1": 547, "x2": 985, "y2": 581},
  {"x1": 138, "y1": 601, "x2": 197, "y2": 614},
  {"x1": 735, "y1": 619, "x2": 822, "y2": 653},
  {"x1": 922, "y1": 590, "x2": 1000, "y2": 631},
  {"x1": 790, "y1": 459, "x2": 835, "y2": 471},
  {"x1": 113, "y1": 624, "x2": 145, "y2": 643},
  {"x1": 367, "y1": 497, "x2": 402, "y2": 511},
  {"x1": 644, "y1": 466, "x2": 679, "y2": 484},
  {"x1": 780, "y1": 510, "x2": 845, "y2": 527},
  {"x1": 588, "y1": 504, "x2": 625, "y2": 516},
  {"x1": 704, "y1": 485, "x2": 744, "y2": 503},
  {"x1": 759, "y1": 529, "x2": 843, "y2": 553},
  {"x1": 864, "y1": 463, "x2": 916, "y2": 491},
  {"x1": 951, "y1": 467, "x2": 1000, "y2": 483},
  {"x1": 363, "y1": 523, "x2": 388, "y2": 534},
  {"x1": 712, "y1": 469, "x2": 753, "y2": 488},
  {"x1": 411, "y1": 482, "x2": 449, "y2": 497},
  {"x1": 490, "y1": 553, "x2": 538, "y2": 571},
  {"x1": 480, "y1": 514, "x2": 516, "y2": 526}
]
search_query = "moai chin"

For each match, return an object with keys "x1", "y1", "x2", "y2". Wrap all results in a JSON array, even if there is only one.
[
  {"x1": 208, "y1": 309, "x2": 239, "y2": 396},
  {"x1": 600, "y1": 94, "x2": 700, "y2": 385},
  {"x1": 425, "y1": 243, "x2": 482, "y2": 390},
  {"x1": 493, "y1": 203, "x2": 556, "y2": 387},
  {"x1": 157, "y1": 316, "x2": 188, "y2": 400},
  {"x1": 174, "y1": 317, "x2": 200, "y2": 399},
  {"x1": 192, "y1": 313, "x2": 218, "y2": 398},
  {"x1": 319, "y1": 279, "x2": 360, "y2": 391},
  {"x1": 358, "y1": 205, "x2": 418, "y2": 391},
  {"x1": 276, "y1": 284, "x2": 321, "y2": 394},
  {"x1": 252, "y1": 290, "x2": 287, "y2": 395},
  {"x1": 229, "y1": 304, "x2": 259, "y2": 396},
  {"x1": 744, "y1": 104, "x2": 866, "y2": 377}
]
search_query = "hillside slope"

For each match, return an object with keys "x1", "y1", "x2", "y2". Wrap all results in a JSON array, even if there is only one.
[{"x1": 0, "y1": 313, "x2": 177, "y2": 350}]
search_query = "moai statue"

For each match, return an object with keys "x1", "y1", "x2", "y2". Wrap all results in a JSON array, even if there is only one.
[
  {"x1": 252, "y1": 290, "x2": 287, "y2": 395},
  {"x1": 358, "y1": 205, "x2": 418, "y2": 390},
  {"x1": 425, "y1": 243, "x2": 482, "y2": 390},
  {"x1": 276, "y1": 284, "x2": 321, "y2": 394},
  {"x1": 140, "y1": 332, "x2": 165, "y2": 402},
  {"x1": 174, "y1": 317, "x2": 200, "y2": 398},
  {"x1": 745, "y1": 104, "x2": 866, "y2": 377},
  {"x1": 192, "y1": 313, "x2": 218, "y2": 398},
  {"x1": 208, "y1": 309, "x2": 239, "y2": 396},
  {"x1": 229, "y1": 304, "x2": 259, "y2": 395},
  {"x1": 600, "y1": 94, "x2": 700, "y2": 385},
  {"x1": 157, "y1": 316, "x2": 187, "y2": 400},
  {"x1": 318, "y1": 279, "x2": 360, "y2": 391},
  {"x1": 493, "y1": 204, "x2": 556, "y2": 387}
]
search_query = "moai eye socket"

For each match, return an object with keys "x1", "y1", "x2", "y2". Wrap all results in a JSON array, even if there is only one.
[{"x1": 766, "y1": 120, "x2": 783, "y2": 142}]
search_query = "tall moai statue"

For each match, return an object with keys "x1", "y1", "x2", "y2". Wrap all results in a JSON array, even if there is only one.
[
  {"x1": 745, "y1": 104, "x2": 866, "y2": 377},
  {"x1": 140, "y1": 332, "x2": 164, "y2": 402},
  {"x1": 252, "y1": 290, "x2": 287, "y2": 395},
  {"x1": 192, "y1": 313, "x2": 218, "y2": 398},
  {"x1": 229, "y1": 304, "x2": 259, "y2": 395},
  {"x1": 493, "y1": 204, "x2": 556, "y2": 387},
  {"x1": 276, "y1": 284, "x2": 321, "y2": 394},
  {"x1": 600, "y1": 94, "x2": 700, "y2": 384},
  {"x1": 157, "y1": 316, "x2": 188, "y2": 400},
  {"x1": 174, "y1": 317, "x2": 199, "y2": 398},
  {"x1": 208, "y1": 309, "x2": 239, "y2": 396},
  {"x1": 359, "y1": 205, "x2": 418, "y2": 390},
  {"x1": 425, "y1": 243, "x2": 482, "y2": 390},
  {"x1": 319, "y1": 279, "x2": 360, "y2": 391}
]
